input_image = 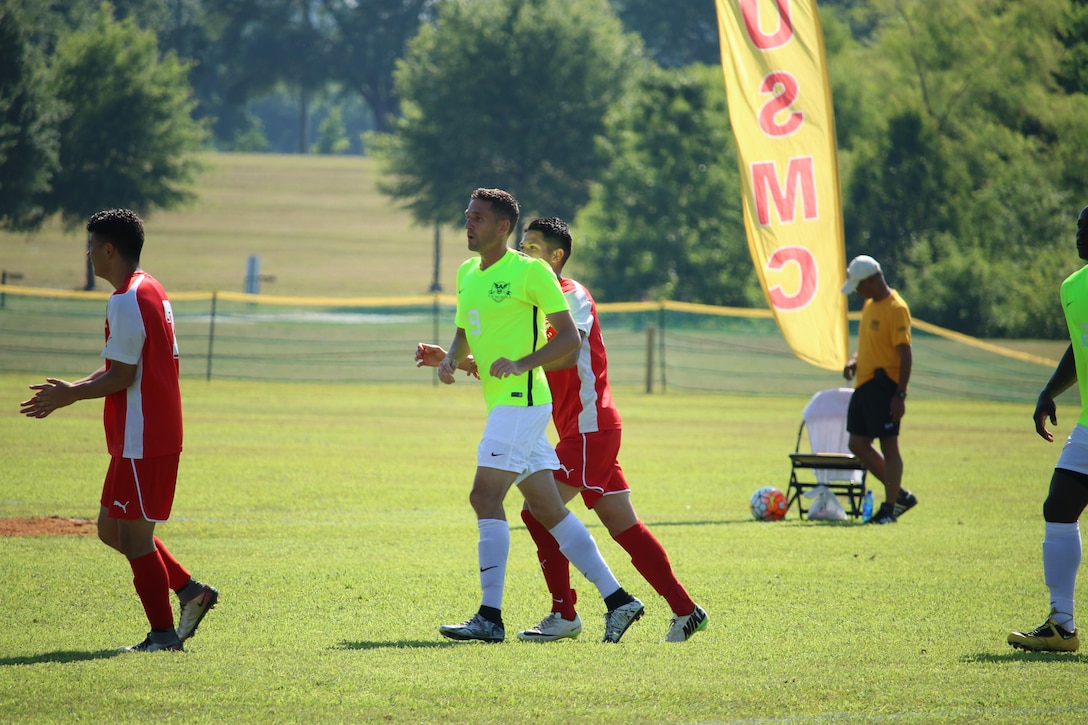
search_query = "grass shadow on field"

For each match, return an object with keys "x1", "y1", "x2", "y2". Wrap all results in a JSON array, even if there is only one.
[
  {"x1": 623, "y1": 519, "x2": 749, "y2": 528},
  {"x1": 612, "y1": 518, "x2": 870, "y2": 528},
  {"x1": 963, "y1": 651, "x2": 1088, "y2": 664},
  {"x1": 0, "y1": 649, "x2": 122, "y2": 667},
  {"x1": 642, "y1": 519, "x2": 869, "y2": 528},
  {"x1": 336, "y1": 640, "x2": 462, "y2": 651}
]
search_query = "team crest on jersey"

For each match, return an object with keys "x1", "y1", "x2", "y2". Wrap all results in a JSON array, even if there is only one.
[{"x1": 489, "y1": 281, "x2": 511, "y2": 303}]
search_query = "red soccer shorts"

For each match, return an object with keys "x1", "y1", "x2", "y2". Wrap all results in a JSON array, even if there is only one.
[
  {"x1": 553, "y1": 429, "x2": 630, "y2": 509},
  {"x1": 100, "y1": 454, "x2": 180, "y2": 522}
]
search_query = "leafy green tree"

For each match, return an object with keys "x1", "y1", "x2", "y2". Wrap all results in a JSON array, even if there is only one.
[
  {"x1": 4, "y1": 1, "x2": 237, "y2": 148},
  {"x1": 1057, "y1": 0, "x2": 1088, "y2": 94},
  {"x1": 368, "y1": 0, "x2": 645, "y2": 227},
  {"x1": 8, "y1": 0, "x2": 93, "y2": 52},
  {"x1": 1052, "y1": 0, "x2": 1088, "y2": 199},
  {"x1": 321, "y1": 0, "x2": 437, "y2": 133},
  {"x1": 116, "y1": 1, "x2": 231, "y2": 149},
  {"x1": 38, "y1": 3, "x2": 207, "y2": 287},
  {"x1": 201, "y1": 0, "x2": 331, "y2": 152},
  {"x1": 311, "y1": 105, "x2": 350, "y2": 154},
  {"x1": 574, "y1": 64, "x2": 757, "y2": 305},
  {"x1": 842, "y1": 0, "x2": 1088, "y2": 335},
  {"x1": 0, "y1": 0, "x2": 60, "y2": 231},
  {"x1": 843, "y1": 110, "x2": 954, "y2": 284},
  {"x1": 609, "y1": 0, "x2": 719, "y2": 67},
  {"x1": 819, "y1": 5, "x2": 885, "y2": 174},
  {"x1": 817, "y1": 0, "x2": 887, "y2": 43}
]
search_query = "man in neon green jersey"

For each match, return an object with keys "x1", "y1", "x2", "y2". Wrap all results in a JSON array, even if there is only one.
[
  {"x1": 435, "y1": 188, "x2": 643, "y2": 644},
  {"x1": 1008, "y1": 204, "x2": 1088, "y2": 653}
]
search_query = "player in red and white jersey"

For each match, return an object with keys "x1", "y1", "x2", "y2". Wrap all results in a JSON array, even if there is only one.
[
  {"x1": 515, "y1": 217, "x2": 707, "y2": 643},
  {"x1": 102, "y1": 269, "x2": 183, "y2": 460},
  {"x1": 21, "y1": 209, "x2": 217, "y2": 653},
  {"x1": 545, "y1": 275, "x2": 621, "y2": 441}
]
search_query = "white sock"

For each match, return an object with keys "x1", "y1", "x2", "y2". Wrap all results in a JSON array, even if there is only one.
[
  {"x1": 1043, "y1": 521, "x2": 1081, "y2": 631},
  {"x1": 549, "y1": 512, "x2": 621, "y2": 600},
  {"x1": 477, "y1": 518, "x2": 509, "y2": 611}
]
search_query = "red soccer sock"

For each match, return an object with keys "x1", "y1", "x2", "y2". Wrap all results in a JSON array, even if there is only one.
[
  {"x1": 154, "y1": 537, "x2": 192, "y2": 592},
  {"x1": 129, "y1": 549, "x2": 175, "y2": 631},
  {"x1": 614, "y1": 521, "x2": 695, "y2": 616},
  {"x1": 521, "y1": 508, "x2": 577, "y2": 620}
]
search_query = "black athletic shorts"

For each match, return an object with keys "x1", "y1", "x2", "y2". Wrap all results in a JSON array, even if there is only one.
[{"x1": 846, "y1": 368, "x2": 900, "y2": 440}]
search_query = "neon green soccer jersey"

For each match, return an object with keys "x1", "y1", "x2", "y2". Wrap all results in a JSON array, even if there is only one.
[
  {"x1": 455, "y1": 249, "x2": 569, "y2": 412},
  {"x1": 1061, "y1": 265, "x2": 1088, "y2": 426}
]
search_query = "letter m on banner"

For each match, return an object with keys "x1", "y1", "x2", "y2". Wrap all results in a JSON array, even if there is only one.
[{"x1": 714, "y1": 0, "x2": 847, "y2": 370}]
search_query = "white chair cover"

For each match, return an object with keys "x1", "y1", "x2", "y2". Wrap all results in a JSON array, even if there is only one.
[{"x1": 801, "y1": 387, "x2": 863, "y2": 484}]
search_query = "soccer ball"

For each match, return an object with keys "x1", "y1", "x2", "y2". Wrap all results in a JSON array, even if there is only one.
[{"x1": 750, "y1": 486, "x2": 788, "y2": 521}]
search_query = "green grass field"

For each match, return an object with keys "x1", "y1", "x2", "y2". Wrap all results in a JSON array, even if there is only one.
[{"x1": 2, "y1": 373, "x2": 1087, "y2": 723}]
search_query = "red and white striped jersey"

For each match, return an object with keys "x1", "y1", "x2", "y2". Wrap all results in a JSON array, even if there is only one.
[
  {"x1": 546, "y1": 277, "x2": 621, "y2": 439},
  {"x1": 102, "y1": 272, "x2": 183, "y2": 459}
]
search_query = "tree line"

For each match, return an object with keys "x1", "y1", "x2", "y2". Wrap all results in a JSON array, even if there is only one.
[{"x1": 2, "y1": 0, "x2": 1087, "y2": 337}]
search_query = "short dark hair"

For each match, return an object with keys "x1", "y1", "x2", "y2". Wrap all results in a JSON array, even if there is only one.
[
  {"x1": 87, "y1": 209, "x2": 144, "y2": 263},
  {"x1": 524, "y1": 217, "x2": 573, "y2": 268},
  {"x1": 471, "y1": 188, "x2": 520, "y2": 238}
]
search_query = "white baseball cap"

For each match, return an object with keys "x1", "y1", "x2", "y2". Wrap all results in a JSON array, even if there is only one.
[{"x1": 841, "y1": 255, "x2": 882, "y2": 294}]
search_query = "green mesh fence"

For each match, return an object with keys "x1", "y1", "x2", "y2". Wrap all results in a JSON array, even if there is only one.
[{"x1": 0, "y1": 286, "x2": 1059, "y2": 402}]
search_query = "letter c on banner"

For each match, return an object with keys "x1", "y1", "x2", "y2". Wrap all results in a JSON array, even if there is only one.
[{"x1": 766, "y1": 245, "x2": 817, "y2": 310}]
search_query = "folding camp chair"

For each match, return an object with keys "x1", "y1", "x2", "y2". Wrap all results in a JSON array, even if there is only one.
[{"x1": 787, "y1": 388, "x2": 868, "y2": 519}]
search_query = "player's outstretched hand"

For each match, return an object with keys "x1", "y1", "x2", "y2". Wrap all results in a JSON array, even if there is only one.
[
  {"x1": 19, "y1": 378, "x2": 74, "y2": 419},
  {"x1": 1034, "y1": 392, "x2": 1057, "y2": 442}
]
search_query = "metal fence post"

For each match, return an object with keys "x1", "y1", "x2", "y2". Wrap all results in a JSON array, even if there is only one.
[
  {"x1": 1, "y1": 270, "x2": 24, "y2": 308},
  {"x1": 645, "y1": 323, "x2": 655, "y2": 394},
  {"x1": 206, "y1": 291, "x2": 217, "y2": 381},
  {"x1": 432, "y1": 292, "x2": 441, "y2": 387},
  {"x1": 659, "y1": 302, "x2": 667, "y2": 393}
]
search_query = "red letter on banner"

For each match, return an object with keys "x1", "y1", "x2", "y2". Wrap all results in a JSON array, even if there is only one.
[
  {"x1": 766, "y1": 245, "x2": 817, "y2": 310},
  {"x1": 741, "y1": 0, "x2": 794, "y2": 50},
  {"x1": 759, "y1": 72, "x2": 803, "y2": 137},
  {"x1": 751, "y1": 156, "x2": 818, "y2": 225}
]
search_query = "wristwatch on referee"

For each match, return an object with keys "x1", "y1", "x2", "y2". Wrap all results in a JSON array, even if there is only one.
[{"x1": 896, "y1": 390, "x2": 908, "y2": 399}]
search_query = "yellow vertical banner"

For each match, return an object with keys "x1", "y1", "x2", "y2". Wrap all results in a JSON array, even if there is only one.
[{"x1": 714, "y1": 0, "x2": 847, "y2": 370}]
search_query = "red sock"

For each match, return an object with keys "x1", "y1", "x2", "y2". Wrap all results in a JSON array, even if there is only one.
[
  {"x1": 154, "y1": 537, "x2": 191, "y2": 592},
  {"x1": 614, "y1": 521, "x2": 695, "y2": 616},
  {"x1": 521, "y1": 509, "x2": 577, "y2": 619},
  {"x1": 129, "y1": 550, "x2": 175, "y2": 630}
]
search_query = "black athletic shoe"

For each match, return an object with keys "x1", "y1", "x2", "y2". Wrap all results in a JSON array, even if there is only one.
[
  {"x1": 867, "y1": 502, "x2": 897, "y2": 525},
  {"x1": 121, "y1": 630, "x2": 183, "y2": 652},
  {"x1": 439, "y1": 613, "x2": 505, "y2": 643},
  {"x1": 893, "y1": 489, "x2": 918, "y2": 518}
]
